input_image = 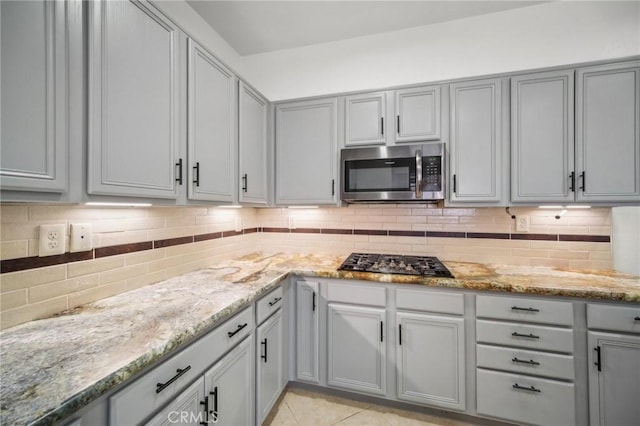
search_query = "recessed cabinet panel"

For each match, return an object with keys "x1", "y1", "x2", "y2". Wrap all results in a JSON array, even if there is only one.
[
  {"x1": 588, "y1": 332, "x2": 640, "y2": 426},
  {"x1": 449, "y1": 79, "x2": 503, "y2": 202},
  {"x1": 327, "y1": 303, "x2": 386, "y2": 396},
  {"x1": 88, "y1": 0, "x2": 180, "y2": 198},
  {"x1": 145, "y1": 379, "x2": 204, "y2": 426},
  {"x1": 238, "y1": 82, "x2": 268, "y2": 204},
  {"x1": 511, "y1": 71, "x2": 574, "y2": 203},
  {"x1": 296, "y1": 280, "x2": 319, "y2": 383},
  {"x1": 256, "y1": 310, "x2": 284, "y2": 424},
  {"x1": 396, "y1": 86, "x2": 441, "y2": 142},
  {"x1": 576, "y1": 62, "x2": 640, "y2": 202},
  {"x1": 0, "y1": 0, "x2": 68, "y2": 192},
  {"x1": 187, "y1": 39, "x2": 236, "y2": 202},
  {"x1": 345, "y1": 93, "x2": 386, "y2": 146},
  {"x1": 396, "y1": 313, "x2": 465, "y2": 410},
  {"x1": 276, "y1": 99, "x2": 337, "y2": 204}
]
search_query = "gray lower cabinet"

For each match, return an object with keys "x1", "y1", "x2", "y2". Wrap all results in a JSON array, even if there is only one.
[
  {"x1": 146, "y1": 378, "x2": 205, "y2": 426},
  {"x1": 449, "y1": 78, "x2": 506, "y2": 203},
  {"x1": 395, "y1": 85, "x2": 442, "y2": 143},
  {"x1": 275, "y1": 98, "x2": 338, "y2": 205},
  {"x1": 187, "y1": 39, "x2": 236, "y2": 203},
  {"x1": 204, "y1": 337, "x2": 255, "y2": 426},
  {"x1": 576, "y1": 61, "x2": 640, "y2": 203},
  {"x1": 239, "y1": 82, "x2": 268, "y2": 204},
  {"x1": 511, "y1": 70, "x2": 575, "y2": 203},
  {"x1": 327, "y1": 303, "x2": 386, "y2": 396},
  {"x1": 295, "y1": 280, "x2": 319, "y2": 383},
  {"x1": 396, "y1": 312, "x2": 465, "y2": 411},
  {"x1": 0, "y1": 0, "x2": 68, "y2": 193},
  {"x1": 587, "y1": 303, "x2": 640, "y2": 426},
  {"x1": 88, "y1": 0, "x2": 181, "y2": 199},
  {"x1": 256, "y1": 309, "x2": 284, "y2": 425}
]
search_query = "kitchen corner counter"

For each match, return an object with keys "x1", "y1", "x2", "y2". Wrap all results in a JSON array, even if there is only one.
[{"x1": 1, "y1": 252, "x2": 639, "y2": 425}]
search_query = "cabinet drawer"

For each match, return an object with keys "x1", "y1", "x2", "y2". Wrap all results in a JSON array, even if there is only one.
[
  {"x1": 587, "y1": 303, "x2": 640, "y2": 334},
  {"x1": 257, "y1": 286, "x2": 284, "y2": 325},
  {"x1": 476, "y1": 294, "x2": 573, "y2": 326},
  {"x1": 327, "y1": 282, "x2": 386, "y2": 306},
  {"x1": 476, "y1": 344, "x2": 575, "y2": 381},
  {"x1": 396, "y1": 288, "x2": 464, "y2": 315},
  {"x1": 109, "y1": 306, "x2": 254, "y2": 425},
  {"x1": 477, "y1": 369, "x2": 575, "y2": 426},
  {"x1": 476, "y1": 320, "x2": 574, "y2": 353}
]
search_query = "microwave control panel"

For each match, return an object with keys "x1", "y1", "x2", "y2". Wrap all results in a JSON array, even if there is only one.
[{"x1": 422, "y1": 156, "x2": 442, "y2": 191}]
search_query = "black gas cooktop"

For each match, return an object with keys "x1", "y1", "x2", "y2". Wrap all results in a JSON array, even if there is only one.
[{"x1": 338, "y1": 253, "x2": 454, "y2": 278}]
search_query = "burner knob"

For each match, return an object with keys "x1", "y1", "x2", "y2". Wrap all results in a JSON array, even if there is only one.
[
  {"x1": 406, "y1": 264, "x2": 414, "y2": 271},
  {"x1": 389, "y1": 261, "x2": 396, "y2": 267},
  {"x1": 373, "y1": 262, "x2": 379, "y2": 268},
  {"x1": 399, "y1": 261, "x2": 406, "y2": 268}
]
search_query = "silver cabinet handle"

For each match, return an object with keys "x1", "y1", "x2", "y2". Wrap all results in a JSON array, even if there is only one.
[{"x1": 415, "y1": 149, "x2": 423, "y2": 199}]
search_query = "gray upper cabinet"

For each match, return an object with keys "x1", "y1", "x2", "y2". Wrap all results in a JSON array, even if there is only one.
[
  {"x1": 576, "y1": 62, "x2": 640, "y2": 203},
  {"x1": 0, "y1": 0, "x2": 68, "y2": 193},
  {"x1": 88, "y1": 0, "x2": 181, "y2": 199},
  {"x1": 187, "y1": 39, "x2": 236, "y2": 203},
  {"x1": 238, "y1": 81, "x2": 268, "y2": 204},
  {"x1": 511, "y1": 70, "x2": 575, "y2": 203},
  {"x1": 449, "y1": 78, "x2": 505, "y2": 203},
  {"x1": 345, "y1": 92, "x2": 386, "y2": 146},
  {"x1": 275, "y1": 98, "x2": 338, "y2": 205},
  {"x1": 395, "y1": 85, "x2": 441, "y2": 143}
]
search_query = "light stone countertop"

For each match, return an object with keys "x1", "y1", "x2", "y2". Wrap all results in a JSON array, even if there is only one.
[{"x1": 1, "y1": 252, "x2": 639, "y2": 425}]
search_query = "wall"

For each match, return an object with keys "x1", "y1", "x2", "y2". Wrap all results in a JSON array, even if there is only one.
[
  {"x1": 241, "y1": 1, "x2": 640, "y2": 100},
  {"x1": 0, "y1": 204, "x2": 613, "y2": 330}
]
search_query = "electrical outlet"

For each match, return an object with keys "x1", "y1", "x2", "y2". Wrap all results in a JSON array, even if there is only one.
[
  {"x1": 516, "y1": 215, "x2": 530, "y2": 232},
  {"x1": 39, "y1": 224, "x2": 66, "y2": 256},
  {"x1": 70, "y1": 223, "x2": 93, "y2": 253}
]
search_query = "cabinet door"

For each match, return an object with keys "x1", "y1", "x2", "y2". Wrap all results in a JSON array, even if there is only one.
[
  {"x1": 296, "y1": 280, "x2": 319, "y2": 383},
  {"x1": 256, "y1": 310, "x2": 283, "y2": 424},
  {"x1": 576, "y1": 62, "x2": 640, "y2": 202},
  {"x1": 276, "y1": 99, "x2": 337, "y2": 205},
  {"x1": 0, "y1": 0, "x2": 68, "y2": 193},
  {"x1": 449, "y1": 78, "x2": 503, "y2": 202},
  {"x1": 145, "y1": 379, "x2": 205, "y2": 426},
  {"x1": 396, "y1": 312, "x2": 465, "y2": 411},
  {"x1": 327, "y1": 303, "x2": 386, "y2": 396},
  {"x1": 345, "y1": 92, "x2": 386, "y2": 146},
  {"x1": 511, "y1": 70, "x2": 575, "y2": 203},
  {"x1": 238, "y1": 82, "x2": 268, "y2": 204},
  {"x1": 88, "y1": 0, "x2": 180, "y2": 199},
  {"x1": 588, "y1": 331, "x2": 640, "y2": 426},
  {"x1": 204, "y1": 337, "x2": 254, "y2": 426},
  {"x1": 187, "y1": 39, "x2": 236, "y2": 202},
  {"x1": 395, "y1": 85, "x2": 441, "y2": 142}
]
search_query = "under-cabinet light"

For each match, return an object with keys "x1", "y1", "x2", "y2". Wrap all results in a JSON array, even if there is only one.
[
  {"x1": 539, "y1": 205, "x2": 591, "y2": 209},
  {"x1": 217, "y1": 205, "x2": 243, "y2": 209},
  {"x1": 288, "y1": 206, "x2": 319, "y2": 209},
  {"x1": 85, "y1": 202, "x2": 152, "y2": 207}
]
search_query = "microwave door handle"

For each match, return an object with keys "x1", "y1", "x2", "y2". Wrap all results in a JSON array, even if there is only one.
[{"x1": 415, "y1": 150, "x2": 423, "y2": 199}]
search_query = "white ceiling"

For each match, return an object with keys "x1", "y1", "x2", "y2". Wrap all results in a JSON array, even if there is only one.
[{"x1": 186, "y1": 1, "x2": 545, "y2": 56}]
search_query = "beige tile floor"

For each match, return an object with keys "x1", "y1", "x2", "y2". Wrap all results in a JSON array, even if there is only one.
[{"x1": 263, "y1": 387, "x2": 484, "y2": 426}]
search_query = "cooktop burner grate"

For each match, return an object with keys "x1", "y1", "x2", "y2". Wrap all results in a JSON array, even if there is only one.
[{"x1": 338, "y1": 253, "x2": 454, "y2": 278}]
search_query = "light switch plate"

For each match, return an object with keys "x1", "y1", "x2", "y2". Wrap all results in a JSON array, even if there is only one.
[{"x1": 70, "y1": 223, "x2": 93, "y2": 253}]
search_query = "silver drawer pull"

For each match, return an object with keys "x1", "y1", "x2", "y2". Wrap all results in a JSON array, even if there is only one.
[
  {"x1": 512, "y1": 357, "x2": 540, "y2": 366},
  {"x1": 227, "y1": 322, "x2": 248, "y2": 338},
  {"x1": 156, "y1": 366, "x2": 191, "y2": 394},
  {"x1": 513, "y1": 383, "x2": 541, "y2": 393},
  {"x1": 512, "y1": 332, "x2": 540, "y2": 339},
  {"x1": 268, "y1": 297, "x2": 282, "y2": 307},
  {"x1": 511, "y1": 306, "x2": 540, "y2": 312}
]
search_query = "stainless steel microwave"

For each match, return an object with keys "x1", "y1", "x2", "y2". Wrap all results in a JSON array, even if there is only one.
[{"x1": 340, "y1": 143, "x2": 445, "y2": 203}]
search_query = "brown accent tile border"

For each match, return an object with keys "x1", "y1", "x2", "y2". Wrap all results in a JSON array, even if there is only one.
[
  {"x1": 154, "y1": 236, "x2": 194, "y2": 249},
  {"x1": 0, "y1": 225, "x2": 612, "y2": 274},
  {"x1": 559, "y1": 234, "x2": 611, "y2": 242},
  {"x1": 468, "y1": 232, "x2": 510, "y2": 240},
  {"x1": 322, "y1": 229, "x2": 354, "y2": 235},
  {"x1": 1, "y1": 251, "x2": 94, "y2": 274},
  {"x1": 389, "y1": 230, "x2": 427, "y2": 237},
  {"x1": 95, "y1": 242, "x2": 153, "y2": 258},
  {"x1": 510, "y1": 233, "x2": 558, "y2": 241},
  {"x1": 194, "y1": 232, "x2": 222, "y2": 242},
  {"x1": 291, "y1": 228, "x2": 321, "y2": 234}
]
